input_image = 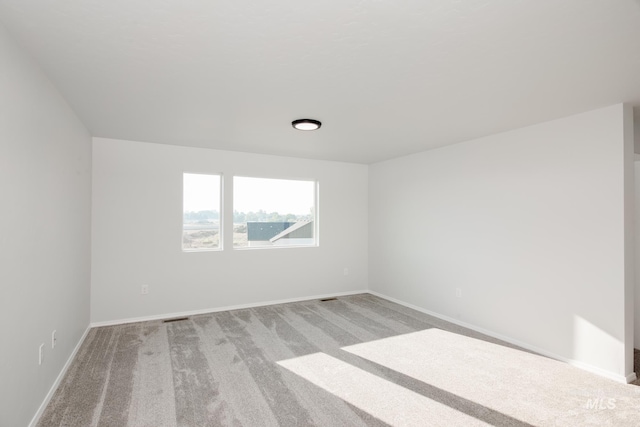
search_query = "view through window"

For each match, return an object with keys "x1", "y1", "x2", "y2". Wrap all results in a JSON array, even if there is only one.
[
  {"x1": 183, "y1": 173, "x2": 221, "y2": 250},
  {"x1": 233, "y1": 176, "x2": 316, "y2": 248}
]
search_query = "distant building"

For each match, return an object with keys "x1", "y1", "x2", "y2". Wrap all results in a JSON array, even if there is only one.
[{"x1": 247, "y1": 221, "x2": 314, "y2": 247}]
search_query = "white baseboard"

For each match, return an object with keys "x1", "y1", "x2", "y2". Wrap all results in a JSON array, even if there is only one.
[
  {"x1": 367, "y1": 290, "x2": 635, "y2": 384},
  {"x1": 90, "y1": 289, "x2": 369, "y2": 328},
  {"x1": 28, "y1": 325, "x2": 91, "y2": 427}
]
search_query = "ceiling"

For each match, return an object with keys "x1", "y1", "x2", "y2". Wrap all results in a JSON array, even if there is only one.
[{"x1": 1, "y1": 0, "x2": 639, "y2": 164}]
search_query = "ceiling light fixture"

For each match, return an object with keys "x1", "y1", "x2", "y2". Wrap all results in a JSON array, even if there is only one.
[{"x1": 292, "y1": 119, "x2": 321, "y2": 131}]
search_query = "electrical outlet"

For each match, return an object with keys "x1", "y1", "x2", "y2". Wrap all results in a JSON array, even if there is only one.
[
  {"x1": 52, "y1": 330, "x2": 57, "y2": 349},
  {"x1": 343, "y1": 268, "x2": 349, "y2": 276},
  {"x1": 141, "y1": 284, "x2": 149, "y2": 295},
  {"x1": 456, "y1": 288, "x2": 462, "y2": 298},
  {"x1": 39, "y1": 343, "x2": 44, "y2": 365}
]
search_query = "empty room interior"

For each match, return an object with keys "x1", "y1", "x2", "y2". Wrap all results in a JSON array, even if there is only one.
[{"x1": 3, "y1": 1, "x2": 640, "y2": 426}]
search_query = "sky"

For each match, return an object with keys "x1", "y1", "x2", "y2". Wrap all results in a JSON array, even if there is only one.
[
  {"x1": 183, "y1": 174, "x2": 315, "y2": 215},
  {"x1": 183, "y1": 173, "x2": 220, "y2": 212}
]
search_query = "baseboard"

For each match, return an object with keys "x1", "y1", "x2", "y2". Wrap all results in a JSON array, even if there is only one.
[
  {"x1": 28, "y1": 325, "x2": 91, "y2": 427},
  {"x1": 90, "y1": 289, "x2": 369, "y2": 328},
  {"x1": 367, "y1": 290, "x2": 635, "y2": 384}
]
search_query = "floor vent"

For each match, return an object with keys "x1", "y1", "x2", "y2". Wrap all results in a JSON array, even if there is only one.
[
  {"x1": 320, "y1": 297, "x2": 338, "y2": 302},
  {"x1": 163, "y1": 317, "x2": 189, "y2": 323}
]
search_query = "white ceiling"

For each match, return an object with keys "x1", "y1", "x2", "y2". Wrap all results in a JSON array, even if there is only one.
[{"x1": 1, "y1": 0, "x2": 639, "y2": 164}]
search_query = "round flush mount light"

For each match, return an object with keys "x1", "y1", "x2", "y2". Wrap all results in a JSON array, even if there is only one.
[{"x1": 292, "y1": 119, "x2": 322, "y2": 131}]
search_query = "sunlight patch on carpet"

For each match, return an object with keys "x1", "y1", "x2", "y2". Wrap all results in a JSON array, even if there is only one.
[
  {"x1": 278, "y1": 352, "x2": 492, "y2": 427},
  {"x1": 342, "y1": 328, "x2": 640, "y2": 426}
]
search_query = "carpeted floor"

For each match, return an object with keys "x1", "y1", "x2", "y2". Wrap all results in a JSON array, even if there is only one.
[{"x1": 37, "y1": 294, "x2": 640, "y2": 426}]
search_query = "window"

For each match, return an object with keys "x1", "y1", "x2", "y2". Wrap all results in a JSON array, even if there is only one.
[
  {"x1": 233, "y1": 176, "x2": 316, "y2": 248},
  {"x1": 182, "y1": 173, "x2": 221, "y2": 251}
]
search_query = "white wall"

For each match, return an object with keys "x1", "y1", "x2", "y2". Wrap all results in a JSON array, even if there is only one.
[
  {"x1": 369, "y1": 104, "x2": 635, "y2": 381},
  {"x1": 91, "y1": 138, "x2": 368, "y2": 324},
  {"x1": 0, "y1": 25, "x2": 92, "y2": 427}
]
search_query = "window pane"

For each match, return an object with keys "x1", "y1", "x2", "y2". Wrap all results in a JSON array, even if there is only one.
[
  {"x1": 183, "y1": 173, "x2": 221, "y2": 251},
  {"x1": 233, "y1": 176, "x2": 316, "y2": 248}
]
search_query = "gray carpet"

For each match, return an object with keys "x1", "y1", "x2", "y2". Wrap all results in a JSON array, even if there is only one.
[{"x1": 37, "y1": 294, "x2": 640, "y2": 426}]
